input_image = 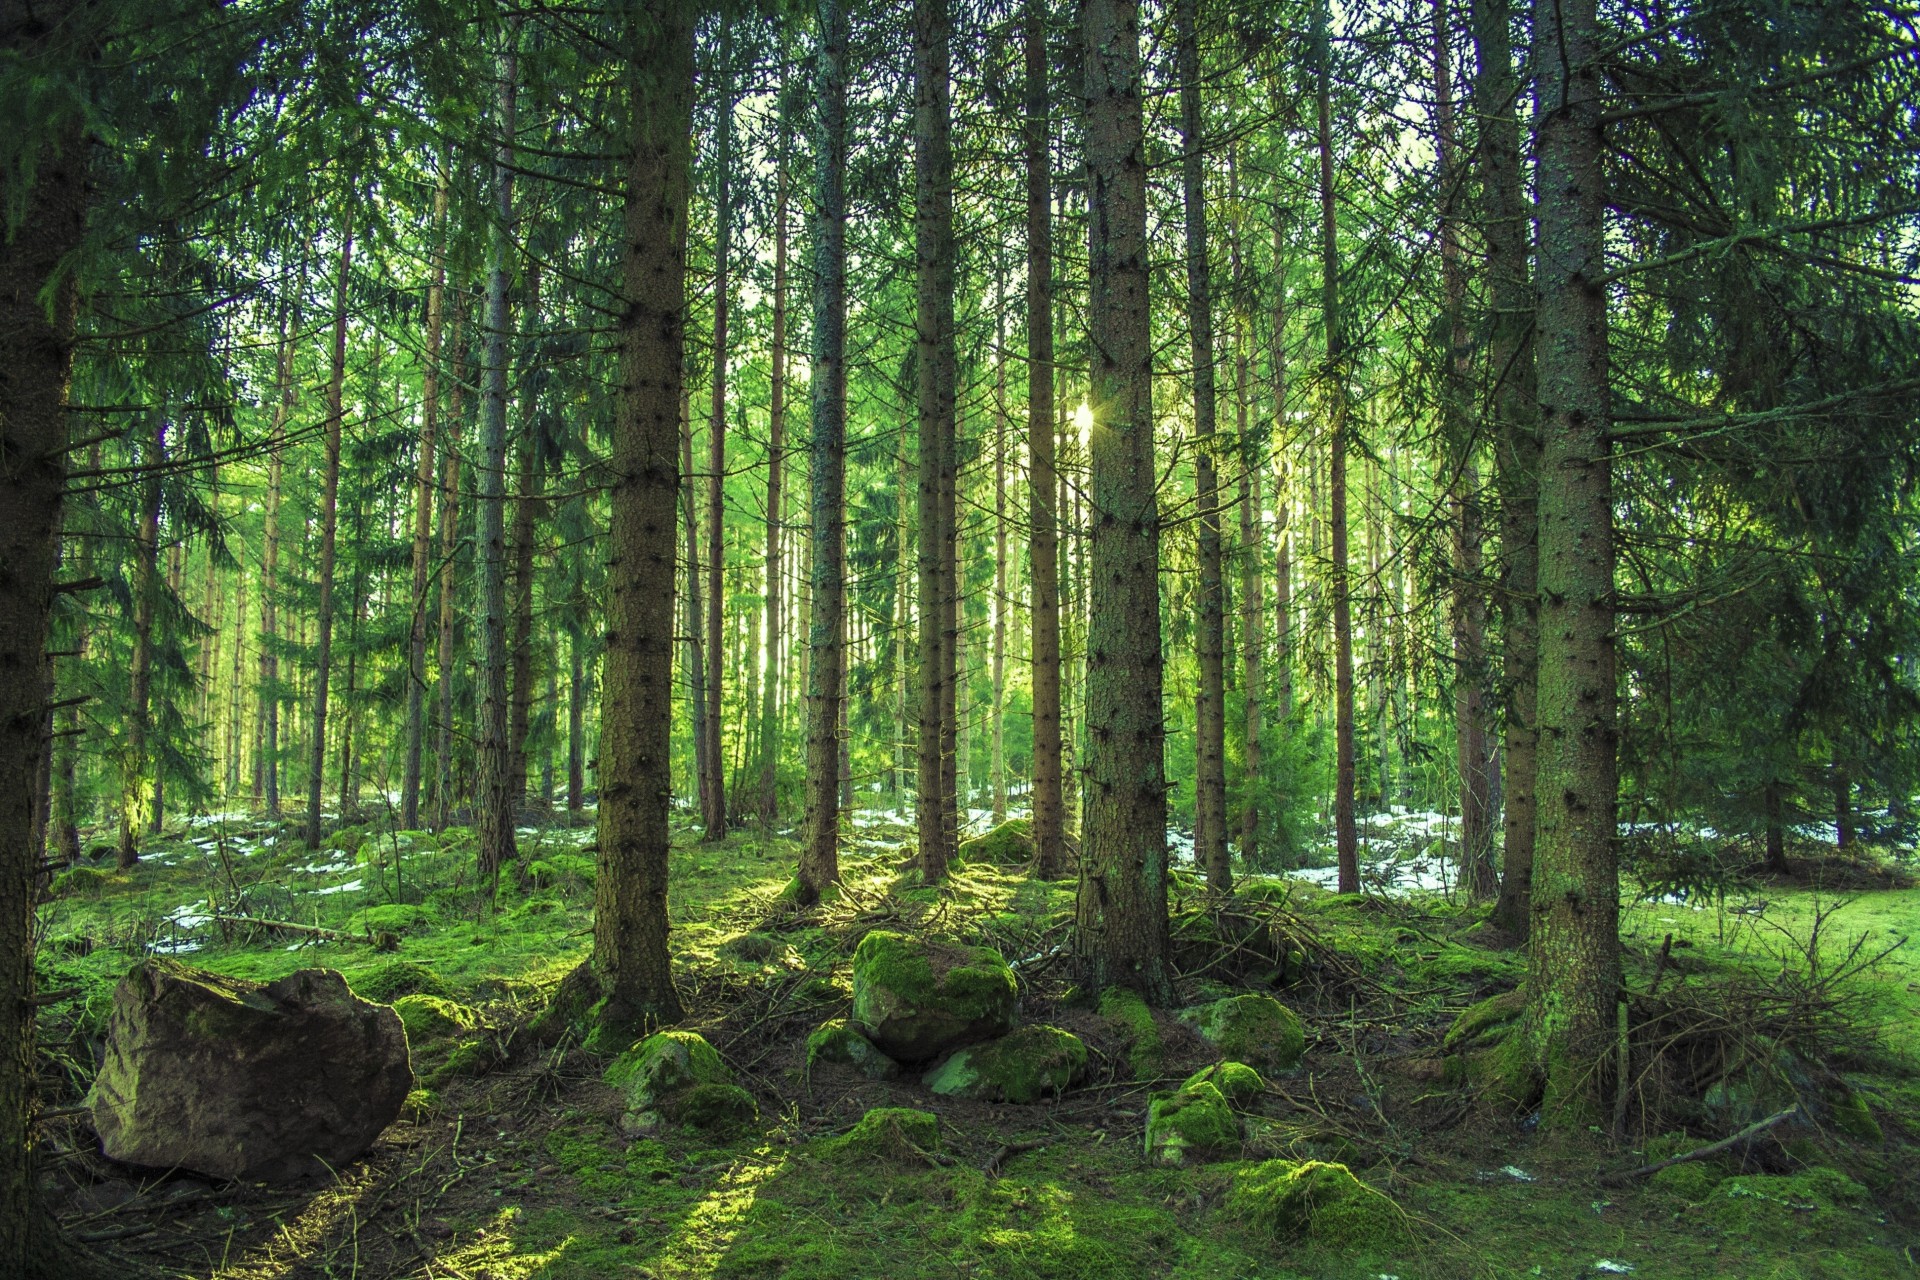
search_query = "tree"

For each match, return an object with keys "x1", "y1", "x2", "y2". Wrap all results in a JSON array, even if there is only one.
[
  {"x1": 303, "y1": 225, "x2": 353, "y2": 849},
  {"x1": 701, "y1": 26, "x2": 734, "y2": 842},
  {"x1": 401, "y1": 167, "x2": 451, "y2": 832},
  {"x1": 1076, "y1": 0, "x2": 1173, "y2": 1006}
]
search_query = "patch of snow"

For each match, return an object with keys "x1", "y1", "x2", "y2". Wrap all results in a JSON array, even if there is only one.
[
  {"x1": 315, "y1": 879, "x2": 363, "y2": 895},
  {"x1": 1594, "y1": 1263, "x2": 1635, "y2": 1275}
]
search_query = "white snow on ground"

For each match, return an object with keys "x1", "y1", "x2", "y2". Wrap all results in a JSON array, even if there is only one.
[{"x1": 315, "y1": 879, "x2": 363, "y2": 896}]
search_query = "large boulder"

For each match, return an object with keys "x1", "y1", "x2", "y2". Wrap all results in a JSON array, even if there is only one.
[
  {"x1": 923, "y1": 1025, "x2": 1087, "y2": 1103},
  {"x1": 89, "y1": 960, "x2": 411, "y2": 1182},
  {"x1": 850, "y1": 930, "x2": 1017, "y2": 1063},
  {"x1": 1181, "y1": 994, "x2": 1305, "y2": 1072},
  {"x1": 604, "y1": 1030, "x2": 756, "y2": 1132}
]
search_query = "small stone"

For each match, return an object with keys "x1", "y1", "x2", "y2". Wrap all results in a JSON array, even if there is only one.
[
  {"x1": 1180, "y1": 994, "x2": 1305, "y2": 1072},
  {"x1": 806, "y1": 1019, "x2": 903, "y2": 1080},
  {"x1": 1183, "y1": 1061, "x2": 1265, "y2": 1103},
  {"x1": 605, "y1": 1030, "x2": 730, "y2": 1112}
]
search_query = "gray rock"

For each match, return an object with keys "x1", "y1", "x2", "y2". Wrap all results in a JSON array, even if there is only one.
[{"x1": 89, "y1": 960, "x2": 411, "y2": 1182}]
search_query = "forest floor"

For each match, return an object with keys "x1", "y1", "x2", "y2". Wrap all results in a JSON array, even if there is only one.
[{"x1": 31, "y1": 805, "x2": 1920, "y2": 1279}]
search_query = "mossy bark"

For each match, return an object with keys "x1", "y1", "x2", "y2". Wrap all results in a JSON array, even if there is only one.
[
  {"x1": 1524, "y1": 0, "x2": 1621, "y2": 1128},
  {"x1": 587, "y1": 2, "x2": 696, "y2": 1036},
  {"x1": 1075, "y1": 0, "x2": 1175, "y2": 1007}
]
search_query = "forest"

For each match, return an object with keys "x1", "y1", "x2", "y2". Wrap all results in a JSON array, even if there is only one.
[{"x1": 3, "y1": 0, "x2": 1920, "y2": 1276}]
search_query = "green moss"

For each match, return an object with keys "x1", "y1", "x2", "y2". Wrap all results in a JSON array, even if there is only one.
[
  {"x1": 1226, "y1": 1159, "x2": 1405, "y2": 1248},
  {"x1": 923, "y1": 1025, "x2": 1087, "y2": 1103},
  {"x1": 48, "y1": 866, "x2": 114, "y2": 899},
  {"x1": 850, "y1": 930, "x2": 1017, "y2": 1061},
  {"x1": 394, "y1": 993, "x2": 479, "y2": 1043},
  {"x1": 1705, "y1": 1168, "x2": 1875, "y2": 1246},
  {"x1": 1442, "y1": 988, "x2": 1526, "y2": 1053},
  {"x1": 423, "y1": 1037, "x2": 499, "y2": 1087},
  {"x1": 349, "y1": 903, "x2": 436, "y2": 935},
  {"x1": 1180, "y1": 994, "x2": 1305, "y2": 1072},
  {"x1": 1145, "y1": 1081, "x2": 1240, "y2": 1165},
  {"x1": 1832, "y1": 1087, "x2": 1883, "y2": 1143},
  {"x1": 1098, "y1": 986, "x2": 1163, "y2": 1080},
  {"x1": 604, "y1": 1029, "x2": 730, "y2": 1113},
  {"x1": 678, "y1": 1082, "x2": 760, "y2": 1132},
  {"x1": 523, "y1": 853, "x2": 596, "y2": 890},
  {"x1": 818, "y1": 1107, "x2": 941, "y2": 1164},
  {"x1": 1649, "y1": 1161, "x2": 1722, "y2": 1199},
  {"x1": 1183, "y1": 1061, "x2": 1265, "y2": 1104},
  {"x1": 352, "y1": 960, "x2": 453, "y2": 1003},
  {"x1": 805, "y1": 1018, "x2": 902, "y2": 1080},
  {"x1": 957, "y1": 818, "x2": 1034, "y2": 865}
]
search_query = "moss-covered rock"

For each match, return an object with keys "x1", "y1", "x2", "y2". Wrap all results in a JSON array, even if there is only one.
[
  {"x1": 393, "y1": 994, "x2": 478, "y2": 1043},
  {"x1": 818, "y1": 1106, "x2": 942, "y2": 1164},
  {"x1": 1650, "y1": 1160, "x2": 1722, "y2": 1199},
  {"x1": 1184, "y1": 1061, "x2": 1265, "y2": 1104},
  {"x1": 522, "y1": 852, "x2": 596, "y2": 890},
  {"x1": 1832, "y1": 1085, "x2": 1883, "y2": 1143},
  {"x1": 806, "y1": 1018, "x2": 903, "y2": 1081},
  {"x1": 604, "y1": 1029, "x2": 731, "y2": 1114},
  {"x1": 1180, "y1": 994, "x2": 1304, "y2": 1072},
  {"x1": 352, "y1": 961, "x2": 453, "y2": 1004},
  {"x1": 678, "y1": 1082, "x2": 760, "y2": 1132},
  {"x1": 1226, "y1": 1159, "x2": 1405, "y2": 1248},
  {"x1": 348, "y1": 903, "x2": 435, "y2": 936},
  {"x1": 1441, "y1": 988, "x2": 1540, "y2": 1106},
  {"x1": 957, "y1": 818, "x2": 1034, "y2": 865},
  {"x1": 850, "y1": 930, "x2": 1017, "y2": 1063},
  {"x1": 1145, "y1": 1081, "x2": 1240, "y2": 1165},
  {"x1": 48, "y1": 866, "x2": 114, "y2": 899},
  {"x1": 1442, "y1": 988, "x2": 1525, "y2": 1053},
  {"x1": 1099, "y1": 986, "x2": 1163, "y2": 1079},
  {"x1": 923, "y1": 1025, "x2": 1087, "y2": 1103},
  {"x1": 393, "y1": 995, "x2": 493, "y2": 1087}
]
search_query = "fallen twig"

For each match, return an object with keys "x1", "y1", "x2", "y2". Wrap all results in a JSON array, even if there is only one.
[
  {"x1": 981, "y1": 1139, "x2": 1046, "y2": 1177},
  {"x1": 1610, "y1": 1105, "x2": 1801, "y2": 1183}
]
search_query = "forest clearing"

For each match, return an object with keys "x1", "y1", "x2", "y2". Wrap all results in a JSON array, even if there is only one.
[{"x1": 4, "y1": 0, "x2": 1919, "y2": 1277}]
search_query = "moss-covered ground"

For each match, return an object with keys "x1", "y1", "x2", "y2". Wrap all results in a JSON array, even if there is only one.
[{"x1": 31, "y1": 812, "x2": 1920, "y2": 1279}]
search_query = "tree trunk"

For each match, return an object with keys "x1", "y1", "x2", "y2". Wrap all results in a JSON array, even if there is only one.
[
  {"x1": 1477, "y1": 0, "x2": 1540, "y2": 942},
  {"x1": 259, "y1": 283, "x2": 298, "y2": 817},
  {"x1": 757, "y1": 139, "x2": 789, "y2": 826},
  {"x1": 1315, "y1": 0, "x2": 1359, "y2": 894},
  {"x1": 118, "y1": 415, "x2": 164, "y2": 867},
  {"x1": 1270, "y1": 203, "x2": 1294, "y2": 726},
  {"x1": 1177, "y1": 0, "x2": 1229, "y2": 894},
  {"x1": 800, "y1": 0, "x2": 849, "y2": 904},
  {"x1": 474, "y1": 27, "x2": 521, "y2": 886},
  {"x1": 507, "y1": 261, "x2": 544, "y2": 818},
  {"x1": 433, "y1": 306, "x2": 467, "y2": 832},
  {"x1": 567, "y1": 627, "x2": 586, "y2": 813},
  {"x1": 0, "y1": 51, "x2": 95, "y2": 1270},
  {"x1": 1077, "y1": 0, "x2": 1175, "y2": 1006},
  {"x1": 1025, "y1": 0, "x2": 1066, "y2": 879},
  {"x1": 304, "y1": 225, "x2": 353, "y2": 849},
  {"x1": 680, "y1": 391, "x2": 711, "y2": 818},
  {"x1": 1436, "y1": 0, "x2": 1496, "y2": 899},
  {"x1": 1525, "y1": 0, "x2": 1621, "y2": 1126},
  {"x1": 1764, "y1": 780, "x2": 1788, "y2": 875},
  {"x1": 580, "y1": 0, "x2": 696, "y2": 1041},
  {"x1": 403, "y1": 168, "x2": 450, "y2": 831},
  {"x1": 703, "y1": 40, "x2": 733, "y2": 842},
  {"x1": 1833, "y1": 760, "x2": 1852, "y2": 851},
  {"x1": 1231, "y1": 186, "x2": 1265, "y2": 865},
  {"x1": 991, "y1": 267, "x2": 1009, "y2": 826}
]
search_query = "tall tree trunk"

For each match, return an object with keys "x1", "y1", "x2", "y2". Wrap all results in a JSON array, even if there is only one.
[
  {"x1": 991, "y1": 273, "x2": 1009, "y2": 826},
  {"x1": 576, "y1": 0, "x2": 696, "y2": 1040},
  {"x1": 894, "y1": 437, "x2": 913, "y2": 795},
  {"x1": 680, "y1": 391, "x2": 712, "y2": 818},
  {"x1": 0, "y1": 47, "x2": 94, "y2": 1269},
  {"x1": 474, "y1": 26, "x2": 521, "y2": 886},
  {"x1": 800, "y1": 0, "x2": 849, "y2": 904},
  {"x1": 1270, "y1": 205, "x2": 1293, "y2": 726},
  {"x1": 50, "y1": 443, "x2": 96, "y2": 867},
  {"x1": 1833, "y1": 760, "x2": 1852, "y2": 851},
  {"x1": 703, "y1": 40, "x2": 734, "y2": 841},
  {"x1": 507, "y1": 261, "x2": 543, "y2": 815},
  {"x1": 258, "y1": 288, "x2": 297, "y2": 816},
  {"x1": 1525, "y1": 0, "x2": 1620, "y2": 1126},
  {"x1": 1077, "y1": 0, "x2": 1174, "y2": 1006},
  {"x1": 1477, "y1": 0, "x2": 1540, "y2": 941},
  {"x1": 914, "y1": 0, "x2": 958, "y2": 882},
  {"x1": 226, "y1": 553, "x2": 246, "y2": 797},
  {"x1": 567, "y1": 627, "x2": 586, "y2": 813},
  {"x1": 403, "y1": 168, "x2": 450, "y2": 831},
  {"x1": 304, "y1": 225, "x2": 353, "y2": 849},
  {"x1": 433, "y1": 307, "x2": 467, "y2": 832},
  {"x1": 1436, "y1": 0, "x2": 1496, "y2": 899},
  {"x1": 1764, "y1": 780, "x2": 1788, "y2": 874},
  {"x1": 757, "y1": 141, "x2": 789, "y2": 826},
  {"x1": 1177, "y1": 0, "x2": 1229, "y2": 893},
  {"x1": 1025, "y1": 0, "x2": 1066, "y2": 879},
  {"x1": 1231, "y1": 187, "x2": 1265, "y2": 864},
  {"x1": 119, "y1": 414, "x2": 164, "y2": 867},
  {"x1": 1315, "y1": 0, "x2": 1359, "y2": 894}
]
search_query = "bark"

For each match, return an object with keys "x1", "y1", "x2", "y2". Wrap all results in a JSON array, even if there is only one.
[
  {"x1": 583, "y1": 0, "x2": 695, "y2": 1039},
  {"x1": 0, "y1": 36, "x2": 99, "y2": 1267},
  {"x1": 433, "y1": 306, "x2": 467, "y2": 832},
  {"x1": 1833, "y1": 761, "x2": 1852, "y2": 851},
  {"x1": 1316, "y1": 0, "x2": 1359, "y2": 894},
  {"x1": 1231, "y1": 192, "x2": 1264, "y2": 863},
  {"x1": 1177, "y1": 0, "x2": 1229, "y2": 893},
  {"x1": 474, "y1": 27, "x2": 521, "y2": 886},
  {"x1": 1436, "y1": 0, "x2": 1496, "y2": 899},
  {"x1": 1270, "y1": 204, "x2": 1293, "y2": 725},
  {"x1": 913, "y1": 0, "x2": 958, "y2": 882},
  {"x1": 1764, "y1": 780, "x2": 1788, "y2": 875},
  {"x1": 303, "y1": 226, "x2": 353, "y2": 849},
  {"x1": 800, "y1": 0, "x2": 849, "y2": 904},
  {"x1": 1476, "y1": 0, "x2": 1540, "y2": 941},
  {"x1": 1077, "y1": 0, "x2": 1174, "y2": 1006},
  {"x1": 680, "y1": 392, "x2": 711, "y2": 820},
  {"x1": 702, "y1": 39, "x2": 733, "y2": 841},
  {"x1": 258, "y1": 286, "x2": 297, "y2": 816},
  {"x1": 1026, "y1": 0, "x2": 1066, "y2": 879},
  {"x1": 507, "y1": 261, "x2": 544, "y2": 817},
  {"x1": 756, "y1": 141, "x2": 789, "y2": 825},
  {"x1": 567, "y1": 628, "x2": 586, "y2": 812},
  {"x1": 991, "y1": 267, "x2": 1009, "y2": 825},
  {"x1": 118, "y1": 415, "x2": 163, "y2": 867},
  {"x1": 1525, "y1": 0, "x2": 1621, "y2": 1126},
  {"x1": 403, "y1": 169, "x2": 450, "y2": 831}
]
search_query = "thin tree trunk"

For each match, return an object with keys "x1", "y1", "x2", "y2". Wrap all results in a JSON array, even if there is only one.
[
  {"x1": 579, "y1": 0, "x2": 695, "y2": 1039},
  {"x1": 1525, "y1": 0, "x2": 1621, "y2": 1126},
  {"x1": 1078, "y1": 0, "x2": 1174, "y2": 1005},
  {"x1": 304, "y1": 225, "x2": 353, "y2": 849},
  {"x1": 119, "y1": 416, "x2": 164, "y2": 867},
  {"x1": 403, "y1": 168, "x2": 450, "y2": 831},
  {"x1": 1270, "y1": 206, "x2": 1293, "y2": 726},
  {"x1": 259, "y1": 288, "x2": 297, "y2": 817},
  {"x1": 800, "y1": 0, "x2": 849, "y2": 904},
  {"x1": 567, "y1": 628, "x2": 586, "y2": 813},
  {"x1": 1315, "y1": 0, "x2": 1359, "y2": 894},
  {"x1": 474, "y1": 28, "x2": 521, "y2": 885},
  {"x1": 1231, "y1": 189, "x2": 1265, "y2": 864},
  {"x1": 433, "y1": 306, "x2": 467, "y2": 832},
  {"x1": 1833, "y1": 761, "x2": 1852, "y2": 851},
  {"x1": 1478, "y1": 0, "x2": 1540, "y2": 941},
  {"x1": 703, "y1": 40, "x2": 733, "y2": 841},
  {"x1": 1026, "y1": 0, "x2": 1066, "y2": 878},
  {"x1": 1177, "y1": 0, "x2": 1229, "y2": 893},
  {"x1": 507, "y1": 261, "x2": 543, "y2": 817},
  {"x1": 757, "y1": 137, "x2": 789, "y2": 825},
  {"x1": 915, "y1": 0, "x2": 958, "y2": 882},
  {"x1": 227, "y1": 555, "x2": 246, "y2": 797},
  {"x1": 1764, "y1": 780, "x2": 1788, "y2": 874},
  {"x1": 680, "y1": 391, "x2": 711, "y2": 817}
]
